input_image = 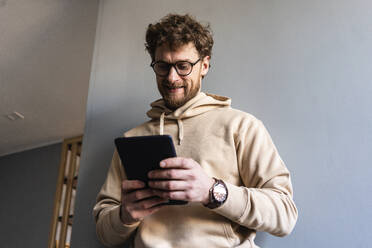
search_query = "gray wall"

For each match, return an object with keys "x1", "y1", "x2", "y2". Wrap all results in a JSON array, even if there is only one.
[
  {"x1": 0, "y1": 143, "x2": 62, "y2": 247},
  {"x1": 73, "y1": 0, "x2": 372, "y2": 247}
]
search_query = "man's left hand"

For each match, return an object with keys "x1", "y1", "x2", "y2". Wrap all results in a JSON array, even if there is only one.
[{"x1": 147, "y1": 157, "x2": 215, "y2": 204}]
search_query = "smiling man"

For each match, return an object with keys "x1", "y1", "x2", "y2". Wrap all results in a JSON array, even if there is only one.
[{"x1": 94, "y1": 14, "x2": 298, "y2": 248}]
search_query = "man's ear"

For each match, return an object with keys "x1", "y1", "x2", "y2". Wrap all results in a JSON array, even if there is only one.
[{"x1": 201, "y1": 56, "x2": 210, "y2": 77}]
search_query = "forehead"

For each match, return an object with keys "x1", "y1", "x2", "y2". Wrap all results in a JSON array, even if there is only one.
[{"x1": 154, "y1": 42, "x2": 199, "y2": 62}]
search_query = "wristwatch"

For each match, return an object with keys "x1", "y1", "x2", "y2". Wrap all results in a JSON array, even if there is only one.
[{"x1": 205, "y1": 178, "x2": 228, "y2": 209}]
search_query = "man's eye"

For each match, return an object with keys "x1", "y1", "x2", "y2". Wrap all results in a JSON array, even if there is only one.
[
  {"x1": 156, "y1": 63, "x2": 170, "y2": 70},
  {"x1": 176, "y1": 62, "x2": 190, "y2": 71}
]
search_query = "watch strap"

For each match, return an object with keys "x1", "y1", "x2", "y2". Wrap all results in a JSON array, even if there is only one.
[{"x1": 204, "y1": 178, "x2": 228, "y2": 209}]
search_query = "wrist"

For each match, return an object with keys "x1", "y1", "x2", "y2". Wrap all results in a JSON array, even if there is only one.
[
  {"x1": 202, "y1": 177, "x2": 216, "y2": 205},
  {"x1": 120, "y1": 204, "x2": 137, "y2": 225},
  {"x1": 204, "y1": 178, "x2": 228, "y2": 209}
]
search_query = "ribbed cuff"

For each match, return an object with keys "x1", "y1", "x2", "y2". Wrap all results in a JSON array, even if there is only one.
[
  {"x1": 211, "y1": 182, "x2": 249, "y2": 222},
  {"x1": 109, "y1": 205, "x2": 140, "y2": 234}
]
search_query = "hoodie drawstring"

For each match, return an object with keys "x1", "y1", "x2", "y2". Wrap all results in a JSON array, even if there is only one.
[
  {"x1": 160, "y1": 112, "x2": 165, "y2": 135},
  {"x1": 177, "y1": 119, "x2": 184, "y2": 145},
  {"x1": 148, "y1": 93, "x2": 231, "y2": 147},
  {"x1": 159, "y1": 112, "x2": 184, "y2": 145}
]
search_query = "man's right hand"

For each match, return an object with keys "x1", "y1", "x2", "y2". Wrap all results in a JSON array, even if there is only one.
[{"x1": 120, "y1": 180, "x2": 168, "y2": 225}]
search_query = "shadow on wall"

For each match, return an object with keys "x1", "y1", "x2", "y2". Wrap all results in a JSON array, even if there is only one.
[{"x1": 255, "y1": 232, "x2": 266, "y2": 246}]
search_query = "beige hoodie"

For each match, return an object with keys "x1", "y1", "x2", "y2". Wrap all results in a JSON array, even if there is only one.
[{"x1": 93, "y1": 92, "x2": 298, "y2": 248}]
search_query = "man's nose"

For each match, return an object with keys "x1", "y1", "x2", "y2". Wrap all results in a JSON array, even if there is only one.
[{"x1": 167, "y1": 66, "x2": 180, "y2": 82}]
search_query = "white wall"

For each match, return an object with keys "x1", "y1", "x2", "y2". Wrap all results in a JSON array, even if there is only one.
[
  {"x1": 0, "y1": 0, "x2": 98, "y2": 156},
  {"x1": 73, "y1": 0, "x2": 372, "y2": 247}
]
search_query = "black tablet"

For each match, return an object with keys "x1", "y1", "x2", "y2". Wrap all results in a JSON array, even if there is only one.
[{"x1": 114, "y1": 135, "x2": 187, "y2": 205}]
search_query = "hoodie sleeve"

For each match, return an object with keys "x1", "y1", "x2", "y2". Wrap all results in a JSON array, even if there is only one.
[
  {"x1": 212, "y1": 119, "x2": 298, "y2": 237},
  {"x1": 93, "y1": 149, "x2": 140, "y2": 247}
]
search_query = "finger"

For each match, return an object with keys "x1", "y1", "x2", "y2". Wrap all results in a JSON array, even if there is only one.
[
  {"x1": 148, "y1": 168, "x2": 190, "y2": 180},
  {"x1": 122, "y1": 199, "x2": 167, "y2": 222},
  {"x1": 160, "y1": 157, "x2": 193, "y2": 169},
  {"x1": 130, "y1": 203, "x2": 166, "y2": 219},
  {"x1": 122, "y1": 180, "x2": 146, "y2": 193},
  {"x1": 131, "y1": 196, "x2": 169, "y2": 210},
  {"x1": 147, "y1": 204, "x2": 165, "y2": 214},
  {"x1": 124, "y1": 188, "x2": 157, "y2": 203},
  {"x1": 148, "y1": 180, "x2": 190, "y2": 191},
  {"x1": 152, "y1": 189, "x2": 190, "y2": 201}
]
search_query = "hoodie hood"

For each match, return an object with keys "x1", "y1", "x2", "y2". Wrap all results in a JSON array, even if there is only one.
[{"x1": 146, "y1": 92, "x2": 231, "y2": 145}]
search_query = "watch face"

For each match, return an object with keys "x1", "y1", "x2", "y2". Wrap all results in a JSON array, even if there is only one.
[{"x1": 213, "y1": 183, "x2": 227, "y2": 202}]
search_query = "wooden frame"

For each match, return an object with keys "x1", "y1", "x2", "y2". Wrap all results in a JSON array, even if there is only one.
[{"x1": 48, "y1": 136, "x2": 83, "y2": 248}]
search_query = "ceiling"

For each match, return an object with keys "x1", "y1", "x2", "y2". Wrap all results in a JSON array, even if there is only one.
[{"x1": 0, "y1": 0, "x2": 99, "y2": 156}]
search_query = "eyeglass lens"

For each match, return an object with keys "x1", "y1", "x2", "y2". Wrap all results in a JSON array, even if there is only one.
[{"x1": 153, "y1": 61, "x2": 194, "y2": 76}]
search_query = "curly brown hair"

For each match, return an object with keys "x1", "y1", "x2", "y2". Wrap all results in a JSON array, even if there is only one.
[{"x1": 145, "y1": 14, "x2": 214, "y2": 61}]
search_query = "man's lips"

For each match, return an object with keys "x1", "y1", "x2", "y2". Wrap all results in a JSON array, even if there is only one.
[
  {"x1": 163, "y1": 85, "x2": 185, "y2": 93},
  {"x1": 163, "y1": 85, "x2": 185, "y2": 89}
]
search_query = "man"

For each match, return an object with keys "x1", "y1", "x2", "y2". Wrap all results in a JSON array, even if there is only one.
[{"x1": 94, "y1": 14, "x2": 298, "y2": 248}]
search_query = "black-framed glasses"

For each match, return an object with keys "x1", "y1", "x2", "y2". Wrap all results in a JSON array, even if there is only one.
[{"x1": 150, "y1": 58, "x2": 201, "y2": 77}]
